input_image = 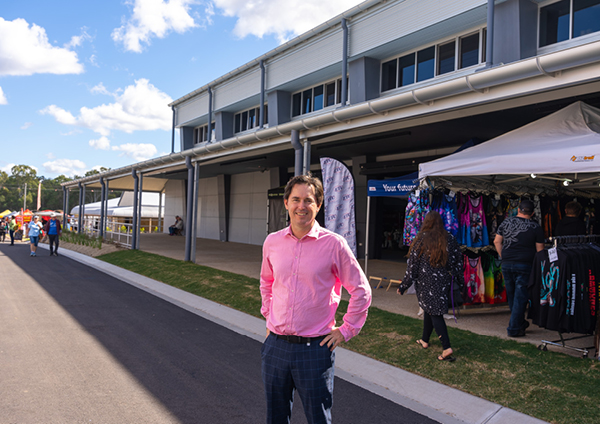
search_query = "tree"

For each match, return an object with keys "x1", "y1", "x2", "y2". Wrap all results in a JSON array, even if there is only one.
[{"x1": 1, "y1": 165, "x2": 40, "y2": 211}]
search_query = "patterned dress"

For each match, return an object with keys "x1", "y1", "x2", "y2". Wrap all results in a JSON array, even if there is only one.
[{"x1": 399, "y1": 234, "x2": 465, "y2": 315}]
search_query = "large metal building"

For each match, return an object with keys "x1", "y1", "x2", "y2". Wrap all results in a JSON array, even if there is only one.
[{"x1": 63, "y1": 0, "x2": 600, "y2": 260}]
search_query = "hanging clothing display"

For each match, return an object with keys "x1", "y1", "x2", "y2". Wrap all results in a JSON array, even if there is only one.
[
  {"x1": 463, "y1": 194, "x2": 489, "y2": 248},
  {"x1": 485, "y1": 195, "x2": 505, "y2": 242},
  {"x1": 463, "y1": 254, "x2": 485, "y2": 305},
  {"x1": 431, "y1": 191, "x2": 459, "y2": 238},
  {"x1": 402, "y1": 190, "x2": 430, "y2": 246},
  {"x1": 528, "y1": 241, "x2": 600, "y2": 334}
]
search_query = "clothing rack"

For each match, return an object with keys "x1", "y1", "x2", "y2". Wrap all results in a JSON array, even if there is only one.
[{"x1": 537, "y1": 235, "x2": 600, "y2": 360}]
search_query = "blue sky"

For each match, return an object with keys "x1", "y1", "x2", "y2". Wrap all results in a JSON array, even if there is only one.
[{"x1": 0, "y1": 0, "x2": 363, "y2": 178}]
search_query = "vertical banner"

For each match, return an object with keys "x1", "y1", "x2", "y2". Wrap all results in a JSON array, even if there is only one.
[
  {"x1": 320, "y1": 157, "x2": 357, "y2": 257},
  {"x1": 37, "y1": 181, "x2": 42, "y2": 210}
]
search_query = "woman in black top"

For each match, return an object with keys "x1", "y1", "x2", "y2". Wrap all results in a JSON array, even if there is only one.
[{"x1": 398, "y1": 211, "x2": 464, "y2": 362}]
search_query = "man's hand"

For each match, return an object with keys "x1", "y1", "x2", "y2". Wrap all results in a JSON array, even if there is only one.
[
  {"x1": 265, "y1": 328, "x2": 270, "y2": 339},
  {"x1": 320, "y1": 327, "x2": 344, "y2": 351}
]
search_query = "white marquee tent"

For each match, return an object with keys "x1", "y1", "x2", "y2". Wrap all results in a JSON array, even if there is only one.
[{"x1": 419, "y1": 101, "x2": 600, "y2": 191}]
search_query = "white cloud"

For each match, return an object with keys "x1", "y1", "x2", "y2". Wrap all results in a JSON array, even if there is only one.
[
  {"x1": 112, "y1": 0, "x2": 197, "y2": 53},
  {"x1": 21, "y1": 122, "x2": 33, "y2": 130},
  {"x1": 0, "y1": 86, "x2": 7, "y2": 105},
  {"x1": 89, "y1": 136, "x2": 111, "y2": 150},
  {"x1": 1, "y1": 163, "x2": 16, "y2": 174},
  {"x1": 112, "y1": 143, "x2": 158, "y2": 161},
  {"x1": 43, "y1": 158, "x2": 87, "y2": 176},
  {"x1": 40, "y1": 104, "x2": 78, "y2": 126},
  {"x1": 212, "y1": 0, "x2": 364, "y2": 43},
  {"x1": 64, "y1": 28, "x2": 92, "y2": 49},
  {"x1": 0, "y1": 18, "x2": 84, "y2": 76},
  {"x1": 40, "y1": 78, "x2": 172, "y2": 137},
  {"x1": 90, "y1": 82, "x2": 113, "y2": 96},
  {"x1": 46, "y1": 152, "x2": 56, "y2": 160}
]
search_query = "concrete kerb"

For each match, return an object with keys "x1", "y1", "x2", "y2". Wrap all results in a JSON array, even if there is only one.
[{"x1": 40, "y1": 244, "x2": 548, "y2": 424}]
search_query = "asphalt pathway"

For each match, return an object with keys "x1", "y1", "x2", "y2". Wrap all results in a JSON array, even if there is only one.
[{"x1": 0, "y1": 243, "x2": 440, "y2": 424}]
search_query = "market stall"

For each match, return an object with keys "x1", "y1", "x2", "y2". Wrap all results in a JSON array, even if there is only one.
[{"x1": 416, "y1": 101, "x2": 600, "y2": 357}]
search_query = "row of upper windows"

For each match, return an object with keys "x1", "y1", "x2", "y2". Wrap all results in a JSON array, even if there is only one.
[
  {"x1": 539, "y1": 0, "x2": 600, "y2": 47},
  {"x1": 234, "y1": 105, "x2": 268, "y2": 133},
  {"x1": 197, "y1": 1, "x2": 600, "y2": 141},
  {"x1": 381, "y1": 28, "x2": 487, "y2": 93},
  {"x1": 291, "y1": 78, "x2": 345, "y2": 117}
]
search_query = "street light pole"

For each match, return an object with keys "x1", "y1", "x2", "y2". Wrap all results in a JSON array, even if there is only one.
[{"x1": 23, "y1": 183, "x2": 27, "y2": 211}]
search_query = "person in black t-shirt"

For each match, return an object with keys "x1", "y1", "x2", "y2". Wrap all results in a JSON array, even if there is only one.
[
  {"x1": 494, "y1": 200, "x2": 545, "y2": 337},
  {"x1": 554, "y1": 201, "x2": 586, "y2": 237}
]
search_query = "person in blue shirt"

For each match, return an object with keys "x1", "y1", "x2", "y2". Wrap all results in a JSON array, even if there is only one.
[
  {"x1": 28, "y1": 216, "x2": 43, "y2": 257},
  {"x1": 44, "y1": 213, "x2": 62, "y2": 256}
]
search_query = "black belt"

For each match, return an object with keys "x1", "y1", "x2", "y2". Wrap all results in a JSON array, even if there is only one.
[{"x1": 274, "y1": 334, "x2": 325, "y2": 344}]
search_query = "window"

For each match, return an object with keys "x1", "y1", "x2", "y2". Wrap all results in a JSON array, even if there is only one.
[
  {"x1": 437, "y1": 41, "x2": 456, "y2": 75},
  {"x1": 234, "y1": 105, "x2": 267, "y2": 134},
  {"x1": 313, "y1": 85, "x2": 324, "y2": 111},
  {"x1": 398, "y1": 54, "x2": 416, "y2": 87},
  {"x1": 417, "y1": 46, "x2": 435, "y2": 82},
  {"x1": 380, "y1": 28, "x2": 485, "y2": 93},
  {"x1": 194, "y1": 122, "x2": 215, "y2": 144},
  {"x1": 539, "y1": 0, "x2": 600, "y2": 47},
  {"x1": 460, "y1": 33, "x2": 480, "y2": 69},
  {"x1": 381, "y1": 59, "x2": 398, "y2": 92},
  {"x1": 292, "y1": 78, "x2": 345, "y2": 117}
]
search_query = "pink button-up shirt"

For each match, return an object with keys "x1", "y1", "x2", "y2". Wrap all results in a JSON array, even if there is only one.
[{"x1": 260, "y1": 222, "x2": 372, "y2": 341}]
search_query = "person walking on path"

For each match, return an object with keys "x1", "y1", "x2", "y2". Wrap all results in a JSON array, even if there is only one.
[
  {"x1": 260, "y1": 174, "x2": 372, "y2": 424},
  {"x1": 44, "y1": 212, "x2": 62, "y2": 256},
  {"x1": 397, "y1": 211, "x2": 464, "y2": 362},
  {"x1": 0, "y1": 217, "x2": 7, "y2": 242},
  {"x1": 494, "y1": 199, "x2": 545, "y2": 337},
  {"x1": 28, "y1": 216, "x2": 43, "y2": 257},
  {"x1": 9, "y1": 216, "x2": 17, "y2": 245}
]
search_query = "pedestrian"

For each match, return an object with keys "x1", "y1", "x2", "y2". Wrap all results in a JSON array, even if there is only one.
[
  {"x1": 260, "y1": 174, "x2": 372, "y2": 424},
  {"x1": 28, "y1": 216, "x2": 43, "y2": 257},
  {"x1": 9, "y1": 216, "x2": 17, "y2": 245},
  {"x1": 397, "y1": 211, "x2": 464, "y2": 362},
  {"x1": 44, "y1": 212, "x2": 62, "y2": 256},
  {"x1": 554, "y1": 201, "x2": 586, "y2": 236},
  {"x1": 494, "y1": 199, "x2": 545, "y2": 337},
  {"x1": 0, "y1": 217, "x2": 6, "y2": 242}
]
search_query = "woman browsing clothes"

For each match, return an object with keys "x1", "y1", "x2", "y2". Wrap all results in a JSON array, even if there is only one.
[{"x1": 397, "y1": 211, "x2": 464, "y2": 362}]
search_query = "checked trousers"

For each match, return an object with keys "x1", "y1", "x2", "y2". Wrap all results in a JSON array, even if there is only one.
[{"x1": 261, "y1": 333, "x2": 335, "y2": 424}]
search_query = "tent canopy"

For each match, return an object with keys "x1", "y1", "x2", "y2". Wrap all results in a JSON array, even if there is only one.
[{"x1": 419, "y1": 102, "x2": 600, "y2": 182}]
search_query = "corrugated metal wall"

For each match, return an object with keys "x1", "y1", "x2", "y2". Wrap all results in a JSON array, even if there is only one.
[
  {"x1": 176, "y1": 94, "x2": 209, "y2": 126},
  {"x1": 228, "y1": 171, "x2": 270, "y2": 245},
  {"x1": 267, "y1": 30, "x2": 343, "y2": 90},
  {"x1": 350, "y1": 0, "x2": 486, "y2": 57},
  {"x1": 196, "y1": 177, "x2": 220, "y2": 240},
  {"x1": 214, "y1": 67, "x2": 261, "y2": 110}
]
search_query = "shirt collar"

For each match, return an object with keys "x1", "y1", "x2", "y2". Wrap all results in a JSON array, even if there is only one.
[{"x1": 284, "y1": 221, "x2": 322, "y2": 240}]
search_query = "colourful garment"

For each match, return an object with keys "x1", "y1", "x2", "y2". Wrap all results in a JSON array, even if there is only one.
[
  {"x1": 505, "y1": 198, "x2": 520, "y2": 219},
  {"x1": 463, "y1": 255, "x2": 485, "y2": 304},
  {"x1": 486, "y1": 196, "x2": 504, "y2": 241},
  {"x1": 432, "y1": 191, "x2": 459, "y2": 238},
  {"x1": 403, "y1": 190, "x2": 430, "y2": 246},
  {"x1": 463, "y1": 194, "x2": 489, "y2": 247},
  {"x1": 482, "y1": 254, "x2": 496, "y2": 304}
]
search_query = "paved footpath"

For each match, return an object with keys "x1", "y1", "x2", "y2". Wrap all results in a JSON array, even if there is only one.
[{"x1": 0, "y1": 243, "x2": 547, "y2": 424}]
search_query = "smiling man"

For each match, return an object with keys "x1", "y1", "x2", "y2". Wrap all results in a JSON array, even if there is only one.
[{"x1": 259, "y1": 174, "x2": 372, "y2": 424}]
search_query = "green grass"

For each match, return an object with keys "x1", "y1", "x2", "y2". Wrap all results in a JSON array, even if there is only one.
[{"x1": 98, "y1": 249, "x2": 600, "y2": 424}]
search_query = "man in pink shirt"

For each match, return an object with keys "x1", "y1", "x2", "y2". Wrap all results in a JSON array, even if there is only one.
[{"x1": 260, "y1": 174, "x2": 372, "y2": 424}]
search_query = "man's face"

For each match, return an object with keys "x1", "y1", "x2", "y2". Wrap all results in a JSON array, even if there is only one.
[{"x1": 284, "y1": 183, "x2": 321, "y2": 235}]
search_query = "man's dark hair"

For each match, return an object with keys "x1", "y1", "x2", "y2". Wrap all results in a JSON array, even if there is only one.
[
  {"x1": 518, "y1": 199, "x2": 534, "y2": 215},
  {"x1": 564, "y1": 201, "x2": 582, "y2": 216},
  {"x1": 283, "y1": 173, "x2": 324, "y2": 206}
]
